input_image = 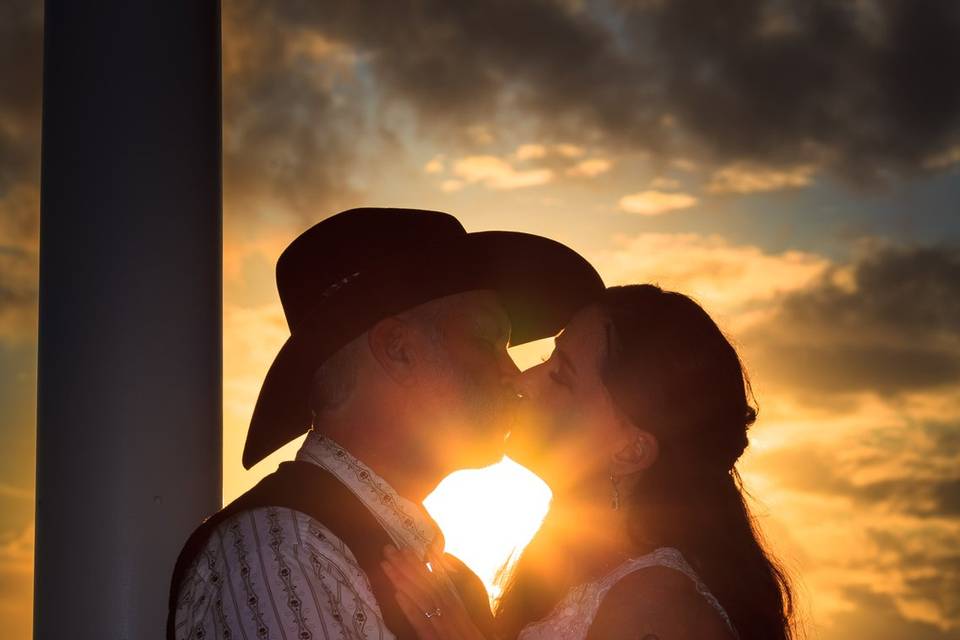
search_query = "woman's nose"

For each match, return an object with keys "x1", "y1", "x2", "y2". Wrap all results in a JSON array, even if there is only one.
[
  {"x1": 515, "y1": 361, "x2": 547, "y2": 400},
  {"x1": 498, "y1": 350, "x2": 522, "y2": 393}
]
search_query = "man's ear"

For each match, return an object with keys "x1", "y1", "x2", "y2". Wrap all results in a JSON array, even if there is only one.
[
  {"x1": 611, "y1": 425, "x2": 659, "y2": 475},
  {"x1": 367, "y1": 317, "x2": 417, "y2": 385}
]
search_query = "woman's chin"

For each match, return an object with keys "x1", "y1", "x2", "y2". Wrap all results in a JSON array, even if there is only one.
[{"x1": 504, "y1": 444, "x2": 582, "y2": 496}]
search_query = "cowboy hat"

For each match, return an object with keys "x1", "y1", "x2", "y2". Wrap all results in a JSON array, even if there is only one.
[{"x1": 243, "y1": 207, "x2": 604, "y2": 468}]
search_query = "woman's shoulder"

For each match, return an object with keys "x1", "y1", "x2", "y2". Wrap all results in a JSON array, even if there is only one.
[{"x1": 586, "y1": 564, "x2": 734, "y2": 640}]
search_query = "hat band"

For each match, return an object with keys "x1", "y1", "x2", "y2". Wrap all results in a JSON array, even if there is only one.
[
  {"x1": 317, "y1": 270, "x2": 362, "y2": 302},
  {"x1": 288, "y1": 236, "x2": 484, "y2": 336}
]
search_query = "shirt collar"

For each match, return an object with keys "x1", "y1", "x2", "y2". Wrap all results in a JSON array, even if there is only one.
[{"x1": 296, "y1": 430, "x2": 441, "y2": 558}]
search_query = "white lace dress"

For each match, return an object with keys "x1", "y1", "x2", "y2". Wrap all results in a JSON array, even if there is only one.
[{"x1": 517, "y1": 547, "x2": 737, "y2": 640}]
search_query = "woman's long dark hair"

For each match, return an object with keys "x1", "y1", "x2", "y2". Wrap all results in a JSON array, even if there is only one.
[{"x1": 496, "y1": 285, "x2": 794, "y2": 640}]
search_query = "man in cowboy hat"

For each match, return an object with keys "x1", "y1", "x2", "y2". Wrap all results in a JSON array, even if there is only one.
[{"x1": 168, "y1": 208, "x2": 603, "y2": 640}]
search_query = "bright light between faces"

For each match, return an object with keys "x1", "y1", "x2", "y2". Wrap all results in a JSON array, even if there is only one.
[{"x1": 424, "y1": 456, "x2": 552, "y2": 603}]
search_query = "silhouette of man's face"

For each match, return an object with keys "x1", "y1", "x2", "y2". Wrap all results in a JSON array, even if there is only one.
[{"x1": 417, "y1": 291, "x2": 520, "y2": 470}]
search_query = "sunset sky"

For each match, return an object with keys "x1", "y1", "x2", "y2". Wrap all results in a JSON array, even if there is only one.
[{"x1": 2, "y1": 1, "x2": 960, "y2": 638}]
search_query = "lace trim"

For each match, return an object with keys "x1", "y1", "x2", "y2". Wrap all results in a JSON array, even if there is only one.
[
  {"x1": 296, "y1": 431, "x2": 439, "y2": 556},
  {"x1": 518, "y1": 547, "x2": 737, "y2": 640}
]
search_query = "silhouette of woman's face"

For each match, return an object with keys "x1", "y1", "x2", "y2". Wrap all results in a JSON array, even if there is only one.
[{"x1": 509, "y1": 304, "x2": 637, "y2": 493}]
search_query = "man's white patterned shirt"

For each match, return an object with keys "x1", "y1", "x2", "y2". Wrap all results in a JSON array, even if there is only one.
[{"x1": 173, "y1": 431, "x2": 443, "y2": 640}]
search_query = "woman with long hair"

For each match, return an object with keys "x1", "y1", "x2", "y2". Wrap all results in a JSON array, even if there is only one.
[{"x1": 383, "y1": 285, "x2": 795, "y2": 640}]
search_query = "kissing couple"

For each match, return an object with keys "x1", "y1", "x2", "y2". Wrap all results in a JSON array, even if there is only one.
[{"x1": 169, "y1": 208, "x2": 794, "y2": 640}]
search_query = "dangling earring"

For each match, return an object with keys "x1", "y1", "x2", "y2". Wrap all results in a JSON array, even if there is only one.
[{"x1": 609, "y1": 473, "x2": 622, "y2": 511}]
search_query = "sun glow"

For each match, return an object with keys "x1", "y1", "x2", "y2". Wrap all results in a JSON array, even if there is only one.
[{"x1": 424, "y1": 457, "x2": 553, "y2": 603}]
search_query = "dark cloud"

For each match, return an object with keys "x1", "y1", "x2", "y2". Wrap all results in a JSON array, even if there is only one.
[
  {"x1": 779, "y1": 245, "x2": 960, "y2": 340},
  {"x1": 240, "y1": 0, "x2": 960, "y2": 183},
  {"x1": 0, "y1": 251, "x2": 37, "y2": 314},
  {"x1": 744, "y1": 244, "x2": 960, "y2": 395},
  {"x1": 9, "y1": 0, "x2": 960, "y2": 225},
  {"x1": 273, "y1": 0, "x2": 646, "y2": 143},
  {"x1": 0, "y1": 246, "x2": 38, "y2": 344},
  {"x1": 823, "y1": 586, "x2": 959, "y2": 640},
  {"x1": 922, "y1": 421, "x2": 960, "y2": 454},
  {"x1": 856, "y1": 531, "x2": 960, "y2": 629},
  {"x1": 861, "y1": 477, "x2": 960, "y2": 519},
  {"x1": 753, "y1": 440, "x2": 960, "y2": 519},
  {"x1": 756, "y1": 343, "x2": 960, "y2": 395},
  {"x1": 2, "y1": 0, "x2": 359, "y2": 229},
  {"x1": 906, "y1": 571, "x2": 960, "y2": 625},
  {"x1": 221, "y1": 1, "x2": 367, "y2": 221},
  {"x1": 0, "y1": 0, "x2": 41, "y2": 197},
  {"x1": 636, "y1": 0, "x2": 960, "y2": 181}
]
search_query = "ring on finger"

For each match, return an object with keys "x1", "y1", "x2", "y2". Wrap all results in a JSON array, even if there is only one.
[{"x1": 424, "y1": 607, "x2": 442, "y2": 619}]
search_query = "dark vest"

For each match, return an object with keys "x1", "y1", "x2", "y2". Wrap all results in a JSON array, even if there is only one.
[{"x1": 167, "y1": 461, "x2": 495, "y2": 640}]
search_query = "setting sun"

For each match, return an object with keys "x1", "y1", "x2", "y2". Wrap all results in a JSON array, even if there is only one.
[{"x1": 424, "y1": 456, "x2": 552, "y2": 603}]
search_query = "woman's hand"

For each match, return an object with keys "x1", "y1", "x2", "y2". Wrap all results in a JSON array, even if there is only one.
[{"x1": 381, "y1": 545, "x2": 490, "y2": 640}]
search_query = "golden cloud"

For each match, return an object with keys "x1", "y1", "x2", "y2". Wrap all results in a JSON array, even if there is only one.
[
  {"x1": 423, "y1": 154, "x2": 445, "y2": 174},
  {"x1": 924, "y1": 145, "x2": 960, "y2": 170},
  {"x1": 617, "y1": 190, "x2": 699, "y2": 215},
  {"x1": 0, "y1": 522, "x2": 33, "y2": 576},
  {"x1": 0, "y1": 521, "x2": 33, "y2": 639},
  {"x1": 441, "y1": 179, "x2": 465, "y2": 192},
  {"x1": 451, "y1": 155, "x2": 554, "y2": 190},
  {"x1": 566, "y1": 157, "x2": 612, "y2": 178},
  {"x1": 554, "y1": 143, "x2": 586, "y2": 158},
  {"x1": 706, "y1": 163, "x2": 816, "y2": 194},
  {"x1": 0, "y1": 484, "x2": 31, "y2": 501},
  {"x1": 515, "y1": 144, "x2": 547, "y2": 160},
  {"x1": 742, "y1": 389, "x2": 960, "y2": 633},
  {"x1": 594, "y1": 233, "x2": 829, "y2": 323},
  {"x1": 281, "y1": 30, "x2": 357, "y2": 68}
]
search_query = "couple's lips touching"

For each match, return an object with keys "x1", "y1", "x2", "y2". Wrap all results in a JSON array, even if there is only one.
[{"x1": 502, "y1": 399, "x2": 558, "y2": 473}]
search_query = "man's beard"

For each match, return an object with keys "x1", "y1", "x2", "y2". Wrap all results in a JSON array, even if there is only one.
[{"x1": 429, "y1": 350, "x2": 509, "y2": 463}]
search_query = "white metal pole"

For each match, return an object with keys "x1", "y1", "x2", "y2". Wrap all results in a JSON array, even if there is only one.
[{"x1": 35, "y1": 2, "x2": 222, "y2": 637}]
